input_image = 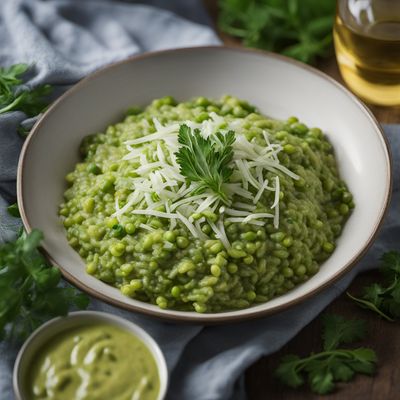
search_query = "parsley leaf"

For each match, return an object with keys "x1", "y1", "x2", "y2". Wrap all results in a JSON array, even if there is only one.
[
  {"x1": 7, "y1": 203, "x2": 20, "y2": 218},
  {"x1": 0, "y1": 229, "x2": 89, "y2": 341},
  {"x1": 175, "y1": 124, "x2": 235, "y2": 204},
  {"x1": 322, "y1": 314, "x2": 366, "y2": 351},
  {"x1": 218, "y1": 0, "x2": 336, "y2": 64},
  {"x1": 0, "y1": 63, "x2": 52, "y2": 117},
  {"x1": 347, "y1": 251, "x2": 400, "y2": 321},
  {"x1": 276, "y1": 314, "x2": 376, "y2": 395}
]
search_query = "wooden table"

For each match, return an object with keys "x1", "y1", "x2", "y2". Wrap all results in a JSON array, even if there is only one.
[{"x1": 203, "y1": 1, "x2": 400, "y2": 398}]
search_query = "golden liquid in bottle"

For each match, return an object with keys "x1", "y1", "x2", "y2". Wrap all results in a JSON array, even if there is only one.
[{"x1": 334, "y1": 14, "x2": 400, "y2": 106}]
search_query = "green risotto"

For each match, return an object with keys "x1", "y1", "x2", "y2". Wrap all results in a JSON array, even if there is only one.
[
  {"x1": 60, "y1": 96, "x2": 354, "y2": 313},
  {"x1": 27, "y1": 324, "x2": 160, "y2": 400}
]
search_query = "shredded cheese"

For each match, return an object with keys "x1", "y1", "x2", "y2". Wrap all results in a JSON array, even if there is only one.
[{"x1": 117, "y1": 115, "x2": 299, "y2": 248}]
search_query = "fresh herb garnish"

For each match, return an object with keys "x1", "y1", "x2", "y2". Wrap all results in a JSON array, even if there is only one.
[
  {"x1": 0, "y1": 63, "x2": 52, "y2": 116},
  {"x1": 175, "y1": 124, "x2": 235, "y2": 204},
  {"x1": 218, "y1": 0, "x2": 336, "y2": 64},
  {"x1": 0, "y1": 229, "x2": 89, "y2": 341},
  {"x1": 276, "y1": 314, "x2": 376, "y2": 394},
  {"x1": 7, "y1": 203, "x2": 20, "y2": 218},
  {"x1": 348, "y1": 251, "x2": 400, "y2": 322}
]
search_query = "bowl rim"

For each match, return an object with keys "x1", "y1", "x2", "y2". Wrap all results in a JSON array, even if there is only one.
[
  {"x1": 13, "y1": 310, "x2": 168, "y2": 400},
  {"x1": 17, "y1": 45, "x2": 393, "y2": 323}
]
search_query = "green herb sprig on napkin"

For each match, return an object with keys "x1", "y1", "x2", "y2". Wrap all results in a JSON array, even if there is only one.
[
  {"x1": 0, "y1": 63, "x2": 52, "y2": 116},
  {"x1": 0, "y1": 229, "x2": 89, "y2": 341}
]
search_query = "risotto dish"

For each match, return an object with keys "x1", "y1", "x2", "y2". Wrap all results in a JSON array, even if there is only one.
[{"x1": 60, "y1": 96, "x2": 354, "y2": 313}]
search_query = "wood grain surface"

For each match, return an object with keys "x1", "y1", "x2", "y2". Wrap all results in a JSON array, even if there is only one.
[{"x1": 203, "y1": 2, "x2": 400, "y2": 399}]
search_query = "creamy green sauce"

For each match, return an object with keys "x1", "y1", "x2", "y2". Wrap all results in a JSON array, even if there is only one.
[{"x1": 27, "y1": 323, "x2": 160, "y2": 400}]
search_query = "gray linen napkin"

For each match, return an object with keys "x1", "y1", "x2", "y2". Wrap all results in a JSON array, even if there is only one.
[{"x1": 0, "y1": 1, "x2": 398, "y2": 399}]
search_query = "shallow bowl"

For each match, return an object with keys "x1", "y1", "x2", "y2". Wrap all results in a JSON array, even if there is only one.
[{"x1": 17, "y1": 46, "x2": 392, "y2": 323}]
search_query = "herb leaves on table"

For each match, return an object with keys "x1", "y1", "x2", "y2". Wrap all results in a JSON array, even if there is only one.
[
  {"x1": 276, "y1": 314, "x2": 377, "y2": 394},
  {"x1": 0, "y1": 229, "x2": 89, "y2": 342},
  {"x1": 0, "y1": 63, "x2": 52, "y2": 117},
  {"x1": 348, "y1": 251, "x2": 400, "y2": 322},
  {"x1": 218, "y1": 0, "x2": 336, "y2": 64}
]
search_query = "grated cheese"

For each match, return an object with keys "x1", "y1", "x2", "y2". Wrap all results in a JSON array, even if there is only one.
[{"x1": 117, "y1": 114, "x2": 299, "y2": 245}]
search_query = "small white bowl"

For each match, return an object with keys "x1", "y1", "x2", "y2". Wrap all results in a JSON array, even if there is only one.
[
  {"x1": 17, "y1": 46, "x2": 392, "y2": 323},
  {"x1": 13, "y1": 311, "x2": 168, "y2": 400}
]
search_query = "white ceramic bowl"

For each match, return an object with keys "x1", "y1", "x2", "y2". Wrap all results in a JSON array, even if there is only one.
[
  {"x1": 17, "y1": 46, "x2": 392, "y2": 323},
  {"x1": 13, "y1": 311, "x2": 168, "y2": 400}
]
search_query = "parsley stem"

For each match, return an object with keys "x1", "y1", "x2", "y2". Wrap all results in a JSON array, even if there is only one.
[
  {"x1": 0, "y1": 93, "x2": 25, "y2": 114},
  {"x1": 347, "y1": 292, "x2": 394, "y2": 322},
  {"x1": 293, "y1": 349, "x2": 361, "y2": 372}
]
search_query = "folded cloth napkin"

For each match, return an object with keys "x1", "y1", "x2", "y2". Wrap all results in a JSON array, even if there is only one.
[{"x1": 0, "y1": 1, "x2": 398, "y2": 399}]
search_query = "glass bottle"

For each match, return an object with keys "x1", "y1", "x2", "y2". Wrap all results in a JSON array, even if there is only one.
[{"x1": 334, "y1": 0, "x2": 400, "y2": 106}]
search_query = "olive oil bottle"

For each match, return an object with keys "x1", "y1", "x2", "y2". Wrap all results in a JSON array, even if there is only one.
[{"x1": 334, "y1": 0, "x2": 400, "y2": 106}]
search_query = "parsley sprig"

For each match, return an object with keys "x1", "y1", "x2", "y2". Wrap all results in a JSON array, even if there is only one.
[
  {"x1": 276, "y1": 314, "x2": 377, "y2": 394},
  {"x1": 348, "y1": 251, "x2": 400, "y2": 322},
  {"x1": 0, "y1": 63, "x2": 52, "y2": 117},
  {"x1": 175, "y1": 124, "x2": 235, "y2": 204},
  {"x1": 0, "y1": 229, "x2": 89, "y2": 341},
  {"x1": 218, "y1": 0, "x2": 336, "y2": 64}
]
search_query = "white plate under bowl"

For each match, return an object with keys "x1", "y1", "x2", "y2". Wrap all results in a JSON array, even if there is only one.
[{"x1": 17, "y1": 46, "x2": 392, "y2": 323}]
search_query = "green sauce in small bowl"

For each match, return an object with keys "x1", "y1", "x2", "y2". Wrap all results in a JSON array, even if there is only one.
[{"x1": 13, "y1": 312, "x2": 168, "y2": 400}]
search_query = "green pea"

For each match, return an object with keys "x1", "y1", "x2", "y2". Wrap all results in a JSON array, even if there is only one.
[
  {"x1": 282, "y1": 267, "x2": 294, "y2": 277},
  {"x1": 87, "y1": 225, "x2": 104, "y2": 240},
  {"x1": 339, "y1": 203, "x2": 349, "y2": 215},
  {"x1": 110, "y1": 243, "x2": 125, "y2": 257},
  {"x1": 203, "y1": 210, "x2": 218, "y2": 222},
  {"x1": 291, "y1": 122, "x2": 308, "y2": 135},
  {"x1": 86, "y1": 262, "x2": 97, "y2": 275},
  {"x1": 342, "y1": 192, "x2": 353, "y2": 203},
  {"x1": 130, "y1": 279, "x2": 142, "y2": 290},
  {"x1": 195, "y1": 97, "x2": 210, "y2": 107},
  {"x1": 246, "y1": 291, "x2": 256, "y2": 301},
  {"x1": 121, "y1": 284, "x2": 135, "y2": 296},
  {"x1": 210, "y1": 264, "x2": 221, "y2": 277},
  {"x1": 196, "y1": 112, "x2": 209, "y2": 123},
  {"x1": 125, "y1": 223, "x2": 136, "y2": 234},
  {"x1": 228, "y1": 248, "x2": 246, "y2": 258},
  {"x1": 227, "y1": 263, "x2": 238, "y2": 274},
  {"x1": 101, "y1": 176, "x2": 115, "y2": 192},
  {"x1": 106, "y1": 217, "x2": 118, "y2": 228},
  {"x1": 282, "y1": 237, "x2": 293, "y2": 247},
  {"x1": 283, "y1": 144, "x2": 296, "y2": 154},
  {"x1": 210, "y1": 242, "x2": 223, "y2": 254},
  {"x1": 120, "y1": 263, "x2": 134, "y2": 276},
  {"x1": 243, "y1": 255, "x2": 254, "y2": 265},
  {"x1": 83, "y1": 198, "x2": 95, "y2": 213},
  {"x1": 193, "y1": 302, "x2": 207, "y2": 313},
  {"x1": 295, "y1": 265, "x2": 307, "y2": 276},
  {"x1": 143, "y1": 236, "x2": 154, "y2": 251},
  {"x1": 87, "y1": 163, "x2": 101, "y2": 175},
  {"x1": 171, "y1": 286, "x2": 181, "y2": 297},
  {"x1": 270, "y1": 232, "x2": 285, "y2": 242},
  {"x1": 323, "y1": 242, "x2": 335, "y2": 253},
  {"x1": 241, "y1": 231, "x2": 257, "y2": 241},
  {"x1": 156, "y1": 296, "x2": 168, "y2": 309},
  {"x1": 63, "y1": 218, "x2": 73, "y2": 228},
  {"x1": 275, "y1": 130, "x2": 288, "y2": 140},
  {"x1": 177, "y1": 236, "x2": 189, "y2": 249}
]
